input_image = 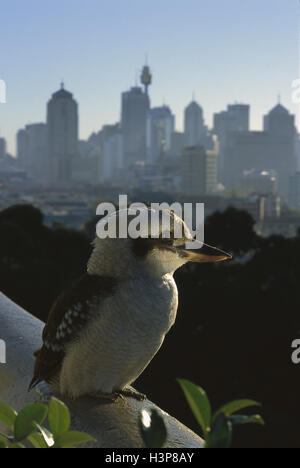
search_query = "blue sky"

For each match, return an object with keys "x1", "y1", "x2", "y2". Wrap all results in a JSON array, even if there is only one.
[{"x1": 0, "y1": 0, "x2": 299, "y2": 155}]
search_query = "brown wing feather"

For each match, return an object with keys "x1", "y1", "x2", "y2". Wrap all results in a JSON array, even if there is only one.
[{"x1": 29, "y1": 273, "x2": 117, "y2": 391}]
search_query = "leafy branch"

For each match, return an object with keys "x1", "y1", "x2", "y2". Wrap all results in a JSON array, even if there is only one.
[
  {"x1": 178, "y1": 379, "x2": 264, "y2": 448},
  {"x1": 0, "y1": 397, "x2": 94, "y2": 448}
]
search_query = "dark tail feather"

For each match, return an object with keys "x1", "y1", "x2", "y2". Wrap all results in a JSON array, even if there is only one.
[
  {"x1": 28, "y1": 376, "x2": 41, "y2": 392},
  {"x1": 28, "y1": 349, "x2": 42, "y2": 391}
]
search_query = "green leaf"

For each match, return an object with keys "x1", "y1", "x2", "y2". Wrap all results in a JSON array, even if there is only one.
[
  {"x1": 228, "y1": 414, "x2": 265, "y2": 426},
  {"x1": 139, "y1": 409, "x2": 167, "y2": 448},
  {"x1": 14, "y1": 404, "x2": 48, "y2": 442},
  {"x1": 10, "y1": 443, "x2": 25, "y2": 448},
  {"x1": 205, "y1": 413, "x2": 232, "y2": 448},
  {"x1": 213, "y1": 400, "x2": 261, "y2": 421},
  {"x1": 178, "y1": 379, "x2": 211, "y2": 437},
  {"x1": 0, "y1": 402, "x2": 17, "y2": 430},
  {"x1": 54, "y1": 431, "x2": 94, "y2": 448},
  {"x1": 27, "y1": 432, "x2": 48, "y2": 449},
  {"x1": 48, "y1": 398, "x2": 70, "y2": 439},
  {"x1": 34, "y1": 423, "x2": 55, "y2": 448}
]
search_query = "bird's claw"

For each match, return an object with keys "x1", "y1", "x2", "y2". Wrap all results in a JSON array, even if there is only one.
[
  {"x1": 89, "y1": 391, "x2": 124, "y2": 402},
  {"x1": 35, "y1": 381, "x2": 56, "y2": 403},
  {"x1": 89, "y1": 389, "x2": 146, "y2": 402},
  {"x1": 119, "y1": 389, "x2": 147, "y2": 401}
]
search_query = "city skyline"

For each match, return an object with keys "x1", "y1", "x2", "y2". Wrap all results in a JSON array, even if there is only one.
[
  {"x1": 0, "y1": 0, "x2": 299, "y2": 155},
  {"x1": 0, "y1": 79, "x2": 298, "y2": 159}
]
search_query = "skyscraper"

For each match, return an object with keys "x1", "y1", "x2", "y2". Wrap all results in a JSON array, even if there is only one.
[
  {"x1": 16, "y1": 124, "x2": 47, "y2": 180},
  {"x1": 181, "y1": 145, "x2": 217, "y2": 196},
  {"x1": 227, "y1": 104, "x2": 250, "y2": 132},
  {"x1": 121, "y1": 86, "x2": 150, "y2": 167},
  {"x1": 222, "y1": 102, "x2": 296, "y2": 198},
  {"x1": 170, "y1": 131, "x2": 184, "y2": 157},
  {"x1": 214, "y1": 104, "x2": 250, "y2": 137},
  {"x1": 17, "y1": 129, "x2": 27, "y2": 168},
  {"x1": 263, "y1": 103, "x2": 295, "y2": 137},
  {"x1": 214, "y1": 104, "x2": 250, "y2": 183},
  {"x1": 184, "y1": 100, "x2": 205, "y2": 147},
  {"x1": 47, "y1": 83, "x2": 78, "y2": 183},
  {"x1": 0, "y1": 138, "x2": 6, "y2": 159},
  {"x1": 147, "y1": 105, "x2": 175, "y2": 162},
  {"x1": 102, "y1": 132, "x2": 123, "y2": 183},
  {"x1": 289, "y1": 172, "x2": 300, "y2": 209}
]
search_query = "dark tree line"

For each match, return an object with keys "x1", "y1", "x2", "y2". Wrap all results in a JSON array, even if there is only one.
[
  {"x1": 0, "y1": 205, "x2": 91, "y2": 321},
  {"x1": 0, "y1": 204, "x2": 300, "y2": 447}
]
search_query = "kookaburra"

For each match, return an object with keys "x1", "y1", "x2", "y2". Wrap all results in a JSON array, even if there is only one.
[{"x1": 29, "y1": 209, "x2": 231, "y2": 401}]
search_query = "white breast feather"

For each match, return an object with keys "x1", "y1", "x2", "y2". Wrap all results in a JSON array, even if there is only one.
[{"x1": 59, "y1": 273, "x2": 178, "y2": 398}]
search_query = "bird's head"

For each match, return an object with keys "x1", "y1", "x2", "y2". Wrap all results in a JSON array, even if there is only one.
[{"x1": 88, "y1": 208, "x2": 232, "y2": 278}]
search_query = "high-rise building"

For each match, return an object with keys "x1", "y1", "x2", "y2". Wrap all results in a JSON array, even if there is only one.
[
  {"x1": 289, "y1": 172, "x2": 300, "y2": 209},
  {"x1": 17, "y1": 130, "x2": 27, "y2": 168},
  {"x1": 71, "y1": 139, "x2": 100, "y2": 185},
  {"x1": 264, "y1": 103, "x2": 295, "y2": 137},
  {"x1": 121, "y1": 86, "x2": 150, "y2": 167},
  {"x1": 184, "y1": 101, "x2": 205, "y2": 147},
  {"x1": 83, "y1": 123, "x2": 121, "y2": 184},
  {"x1": 295, "y1": 135, "x2": 300, "y2": 171},
  {"x1": 222, "y1": 103, "x2": 296, "y2": 199},
  {"x1": 223, "y1": 133, "x2": 295, "y2": 199},
  {"x1": 100, "y1": 123, "x2": 121, "y2": 147},
  {"x1": 147, "y1": 105, "x2": 175, "y2": 163},
  {"x1": 170, "y1": 131, "x2": 184, "y2": 157},
  {"x1": 214, "y1": 104, "x2": 250, "y2": 183},
  {"x1": 26, "y1": 123, "x2": 47, "y2": 179},
  {"x1": 206, "y1": 143, "x2": 219, "y2": 194},
  {"x1": 214, "y1": 104, "x2": 250, "y2": 136},
  {"x1": 16, "y1": 124, "x2": 47, "y2": 179},
  {"x1": 227, "y1": 104, "x2": 250, "y2": 132},
  {"x1": 180, "y1": 145, "x2": 217, "y2": 196},
  {"x1": 47, "y1": 83, "x2": 79, "y2": 183},
  {"x1": 102, "y1": 132, "x2": 123, "y2": 183},
  {"x1": 0, "y1": 138, "x2": 6, "y2": 159}
]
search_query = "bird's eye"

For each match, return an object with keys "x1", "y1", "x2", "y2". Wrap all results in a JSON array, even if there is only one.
[{"x1": 159, "y1": 238, "x2": 174, "y2": 246}]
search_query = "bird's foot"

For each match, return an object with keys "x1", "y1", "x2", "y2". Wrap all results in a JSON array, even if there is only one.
[
  {"x1": 88, "y1": 391, "x2": 124, "y2": 402},
  {"x1": 35, "y1": 381, "x2": 56, "y2": 403},
  {"x1": 88, "y1": 388, "x2": 147, "y2": 402},
  {"x1": 119, "y1": 388, "x2": 147, "y2": 402}
]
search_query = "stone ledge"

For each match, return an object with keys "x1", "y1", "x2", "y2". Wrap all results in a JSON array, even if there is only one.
[{"x1": 0, "y1": 292, "x2": 203, "y2": 448}]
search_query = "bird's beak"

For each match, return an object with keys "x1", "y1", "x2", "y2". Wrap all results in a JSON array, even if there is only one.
[{"x1": 179, "y1": 240, "x2": 232, "y2": 263}]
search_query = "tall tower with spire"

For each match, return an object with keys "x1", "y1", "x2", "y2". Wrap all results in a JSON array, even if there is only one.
[
  {"x1": 140, "y1": 57, "x2": 152, "y2": 95},
  {"x1": 47, "y1": 83, "x2": 79, "y2": 183}
]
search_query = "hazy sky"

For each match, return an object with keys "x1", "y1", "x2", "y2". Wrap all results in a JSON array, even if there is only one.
[{"x1": 0, "y1": 0, "x2": 299, "y2": 155}]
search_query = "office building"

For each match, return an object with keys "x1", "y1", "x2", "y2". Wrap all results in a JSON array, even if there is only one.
[
  {"x1": 121, "y1": 86, "x2": 149, "y2": 167},
  {"x1": 0, "y1": 138, "x2": 6, "y2": 159},
  {"x1": 47, "y1": 83, "x2": 79, "y2": 183},
  {"x1": 181, "y1": 145, "x2": 218, "y2": 196},
  {"x1": 147, "y1": 105, "x2": 175, "y2": 163},
  {"x1": 214, "y1": 104, "x2": 250, "y2": 182},
  {"x1": 222, "y1": 104, "x2": 296, "y2": 198},
  {"x1": 16, "y1": 123, "x2": 47, "y2": 180},
  {"x1": 184, "y1": 100, "x2": 205, "y2": 147}
]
